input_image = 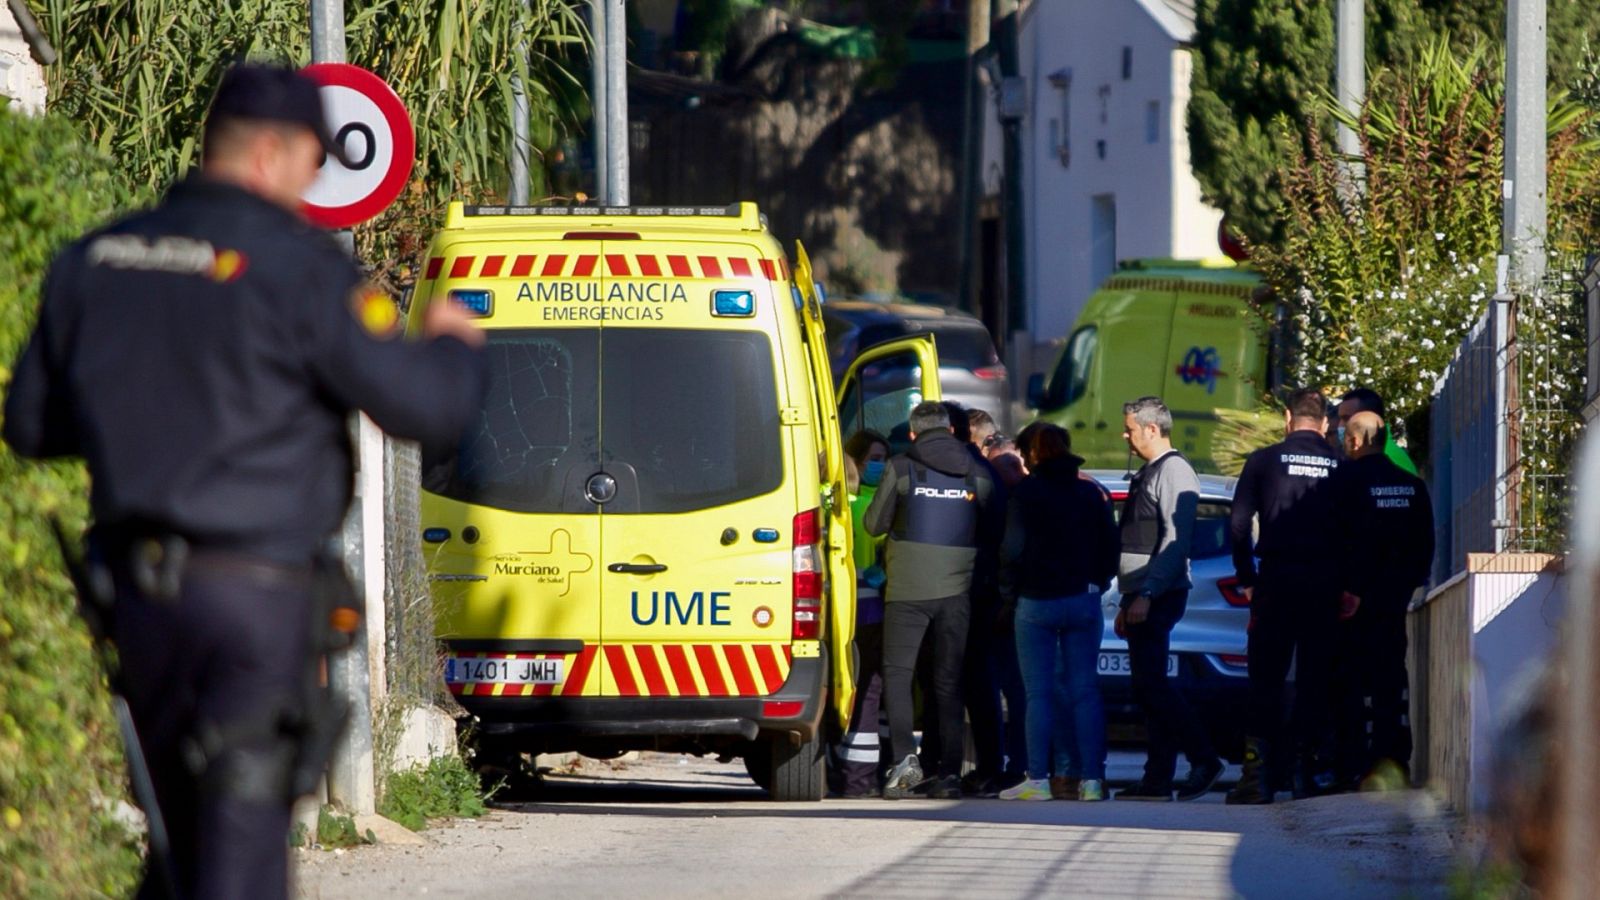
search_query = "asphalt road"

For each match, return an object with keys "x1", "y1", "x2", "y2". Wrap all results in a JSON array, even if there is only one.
[{"x1": 293, "y1": 751, "x2": 1460, "y2": 899}]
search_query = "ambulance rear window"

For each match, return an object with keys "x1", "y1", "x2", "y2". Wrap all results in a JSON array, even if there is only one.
[
  {"x1": 601, "y1": 330, "x2": 783, "y2": 513},
  {"x1": 423, "y1": 329, "x2": 599, "y2": 513},
  {"x1": 423, "y1": 328, "x2": 782, "y2": 514}
]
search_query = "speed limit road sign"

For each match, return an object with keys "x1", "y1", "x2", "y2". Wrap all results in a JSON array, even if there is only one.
[{"x1": 300, "y1": 63, "x2": 415, "y2": 229}]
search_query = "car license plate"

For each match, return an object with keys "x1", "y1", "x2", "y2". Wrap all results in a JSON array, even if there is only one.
[
  {"x1": 1097, "y1": 652, "x2": 1179, "y2": 678},
  {"x1": 444, "y1": 656, "x2": 565, "y2": 685}
]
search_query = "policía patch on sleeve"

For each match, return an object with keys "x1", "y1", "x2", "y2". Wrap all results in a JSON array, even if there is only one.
[{"x1": 351, "y1": 283, "x2": 401, "y2": 337}]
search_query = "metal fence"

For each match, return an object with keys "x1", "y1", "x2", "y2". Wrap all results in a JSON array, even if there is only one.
[
  {"x1": 1429, "y1": 283, "x2": 1588, "y2": 584},
  {"x1": 1429, "y1": 299, "x2": 1508, "y2": 584},
  {"x1": 383, "y1": 436, "x2": 434, "y2": 703}
]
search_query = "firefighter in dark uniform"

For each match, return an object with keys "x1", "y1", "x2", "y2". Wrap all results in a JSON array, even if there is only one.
[
  {"x1": 1330, "y1": 411, "x2": 1434, "y2": 789},
  {"x1": 3, "y1": 64, "x2": 487, "y2": 898},
  {"x1": 1226, "y1": 388, "x2": 1342, "y2": 804}
]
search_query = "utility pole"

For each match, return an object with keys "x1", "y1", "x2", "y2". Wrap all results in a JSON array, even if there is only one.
[
  {"x1": 956, "y1": 0, "x2": 991, "y2": 315},
  {"x1": 1503, "y1": 0, "x2": 1547, "y2": 293},
  {"x1": 603, "y1": 0, "x2": 629, "y2": 205},
  {"x1": 312, "y1": 0, "x2": 378, "y2": 818},
  {"x1": 994, "y1": 0, "x2": 1026, "y2": 351},
  {"x1": 510, "y1": 0, "x2": 531, "y2": 205},
  {"x1": 1334, "y1": 0, "x2": 1364, "y2": 183},
  {"x1": 590, "y1": 0, "x2": 608, "y2": 203}
]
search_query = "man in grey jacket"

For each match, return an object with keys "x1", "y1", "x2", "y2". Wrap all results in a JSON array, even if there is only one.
[
  {"x1": 865, "y1": 401, "x2": 1001, "y2": 799},
  {"x1": 1113, "y1": 397, "x2": 1224, "y2": 801}
]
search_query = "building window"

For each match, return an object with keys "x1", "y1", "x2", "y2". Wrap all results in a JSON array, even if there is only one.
[
  {"x1": 1098, "y1": 84, "x2": 1110, "y2": 124},
  {"x1": 1049, "y1": 68, "x2": 1072, "y2": 167},
  {"x1": 1146, "y1": 101, "x2": 1160, "y2": 143},
  {"x1": 1091, "y1": 195, "x2": 1117, "y2": 291},
  {"x1": 1122, "y1": 47, "x2": 1132, "y2": 80}
]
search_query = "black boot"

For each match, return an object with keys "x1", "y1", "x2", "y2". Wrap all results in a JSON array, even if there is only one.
[{"x1": 1225, "y1": 738, "x2": 1274, "y2": 805}]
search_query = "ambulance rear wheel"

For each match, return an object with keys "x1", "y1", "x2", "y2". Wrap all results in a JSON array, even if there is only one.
[{"x1": 766, "y1": 734, "x2": 824, "y2": 802}]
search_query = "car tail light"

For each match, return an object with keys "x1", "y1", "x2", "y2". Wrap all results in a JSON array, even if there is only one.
[
  {"x1": 793, "y1": 508, "x2": 822, "y2": 640},
  {"x1": 972, "y1": 365, "x2": 1007, "y2": 380},
  {"x1": 1218, "y1": 653, "x2": 1249, "y2": 668},
  {"x1": 1218, "y1": 576, "x2": 1251, "y2": 608}
]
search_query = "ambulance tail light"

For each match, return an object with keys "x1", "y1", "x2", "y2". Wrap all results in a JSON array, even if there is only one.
[
  {"x1": 1218, "y1": 576, "x2": 1251, "y2": 608},
  {"x1": 793, "y1": 508, "x2": 823, "y2": 640},
  {"x1": 762, "y1": 700, "x2": 805, "y2": 719}
]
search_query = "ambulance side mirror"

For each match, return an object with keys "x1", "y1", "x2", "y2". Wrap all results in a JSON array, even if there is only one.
[{"x1": 1026, "y1": 373, "x2": 1046, "y2": 409}]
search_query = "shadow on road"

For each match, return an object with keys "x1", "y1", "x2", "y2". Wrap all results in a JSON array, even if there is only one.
[{"x1": 486, "y1": 765, "x2": 1453, "y2": 899}]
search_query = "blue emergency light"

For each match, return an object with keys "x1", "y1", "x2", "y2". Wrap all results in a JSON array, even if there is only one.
[
  {"x1": 422, "y1": 527, "x2": 451, "y2": 543},
  {"x1": 752, "y1": 528, "x2": 781, "y2": 543},
  {"x1": 449, "y1": 289, "x2": 494, "y2": 317},
  {"x1": 712, "y1": 289, "x2": 756, "y2": 317}
]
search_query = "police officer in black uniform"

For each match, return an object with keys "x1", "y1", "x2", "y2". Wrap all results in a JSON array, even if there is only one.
[
  {"x1": 1330, "y1": 411, "x2": 1434, "y2": 789},
  {"x1": 1226, "y1": 388, "x2": 1341, "y2": 804},
  {"x1": 3, "y1": 64, "x2": 488, "y2": 898},
  {"x1": 865, "y1": 401, "x2": 1001, "y2": 800}
]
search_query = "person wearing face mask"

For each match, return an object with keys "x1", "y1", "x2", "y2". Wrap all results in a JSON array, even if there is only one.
[
  {"x1": 1329, "y1": 388, "x2": 1417, "y2": 475},
  {"x1": 831, "y1": 430, "x2": 892, "y2": 797}
]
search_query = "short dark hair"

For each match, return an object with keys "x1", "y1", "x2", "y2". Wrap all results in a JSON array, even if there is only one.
[
  {"x1": 941, "y1": 401, "x2": 971, "y2": 442},
  {"x1": 909, "y1": 401, "x2": 951, "y2": 435},
  {"x1": 1288, "y1": 387, "x2": 1328, "y2": 421},
  {"x1": 844, "y1": 429, "x2": 888, "y2": 466},
  {"x1": 1014, "y1": 421, "x2": 1044, "y2": 459},
  {"x1": 967, "y1": 408, "x2": 997, "y2": 431},
  {"x1": 1029, "y1": 423, "x2": 1073, "y2": 464},
  {"x1": 1339, "y1": 388, "x2": 1386, "y2": 419}
]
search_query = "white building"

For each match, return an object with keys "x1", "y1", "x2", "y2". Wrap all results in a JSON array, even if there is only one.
[
  {"x1": 982, "y1": 0, "x2": 1223, "y2": 349},
  {"x1": 1, "y1": 1, "x2": 49, "y2": 115}
]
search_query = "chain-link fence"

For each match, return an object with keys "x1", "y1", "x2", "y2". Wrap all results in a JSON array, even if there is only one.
[
  {"x1": 383, "y1": 436, "x2": 434, "y2": 701},
  {"x1": 1430, "y1": 273, "x2": 1588, "y2": 583}
]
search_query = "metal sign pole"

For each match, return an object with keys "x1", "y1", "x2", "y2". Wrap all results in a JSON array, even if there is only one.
[
  {"x1": 510, "y1": 0, "x2": 531, "y2": 205},
  {"x1": 603, "y1": 0, "x2": 628, "y2": 205},
  {"x1": 311, "y1": 0, "x2": 378, "y2": 818},
  {"x1": 589, "y1": 0, "x2": 608, "y2": 203}
]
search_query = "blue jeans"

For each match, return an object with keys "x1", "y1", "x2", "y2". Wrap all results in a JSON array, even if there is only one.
[{"x1": 1015, "y1": 593, "x2": 1106, "y2": 780}]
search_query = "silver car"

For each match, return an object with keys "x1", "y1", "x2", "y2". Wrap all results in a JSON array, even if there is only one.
[{"x1": 1087, "y1": 469, "x2": 1253, "y2": 761}]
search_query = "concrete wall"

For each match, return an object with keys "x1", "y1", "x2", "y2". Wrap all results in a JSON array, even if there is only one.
[
  {"x1": 0, "y1": 4, "x2": 48, "y2": 115},
  {"x1": 1410, "y1": 553, "x2": 1565, "y2": 815}
]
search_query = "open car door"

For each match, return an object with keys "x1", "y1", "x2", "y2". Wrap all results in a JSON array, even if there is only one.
[{"x1": 836, "y1": 334, "x2": 943, "y2": 454}]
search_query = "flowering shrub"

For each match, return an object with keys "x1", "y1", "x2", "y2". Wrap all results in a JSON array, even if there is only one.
[{"x1": 1251, "y1": 41, "x2": 1600, "y2": 426}]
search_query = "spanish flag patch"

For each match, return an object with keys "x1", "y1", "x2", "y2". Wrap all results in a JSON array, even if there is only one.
[{"x1": 354, "y1": 285, "x2": 400, "y2": 337}]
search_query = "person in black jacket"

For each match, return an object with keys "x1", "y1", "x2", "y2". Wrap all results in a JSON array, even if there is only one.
[
  {"x1": 1226, "y1": 388, "x2": 1342, "y2": 804},
  {"x1": 865, "y1": 402, "x2": 1002, "y2": 799},
  {"x1": 4, "y1": 64, "x2": 487, "y2": 898},
  {"x1": 1331, "y1": 411, "x2": 1434, "y2": 789},
  {"x1": 996, "y1": 424, "x2": 1119, "y2": 802}
]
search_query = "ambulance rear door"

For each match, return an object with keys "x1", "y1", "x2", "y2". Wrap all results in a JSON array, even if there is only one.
[
  {"x1": 794, "y1": 241, "x2": 855, "y2": 725},
  {"x1": 594, "y1": 240, "x2": 799, "y2": 700},
  {"x1": 418, "y1": 239, "x2": 607, "y2": 700}
]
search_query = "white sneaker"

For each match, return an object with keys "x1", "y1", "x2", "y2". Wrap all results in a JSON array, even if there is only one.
[{"x1": 999, "y1": 778, "x2": 1053, "y2": 801}]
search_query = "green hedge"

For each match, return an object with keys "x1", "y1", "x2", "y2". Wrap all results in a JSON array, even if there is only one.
[{"x1": 0, "y1": 104, "x2": 145, "y2": 898}]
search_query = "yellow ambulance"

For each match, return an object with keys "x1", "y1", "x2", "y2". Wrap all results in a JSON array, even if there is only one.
[{"x1": 407, "y1": 202, "x2": 940, "y2": 800}]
